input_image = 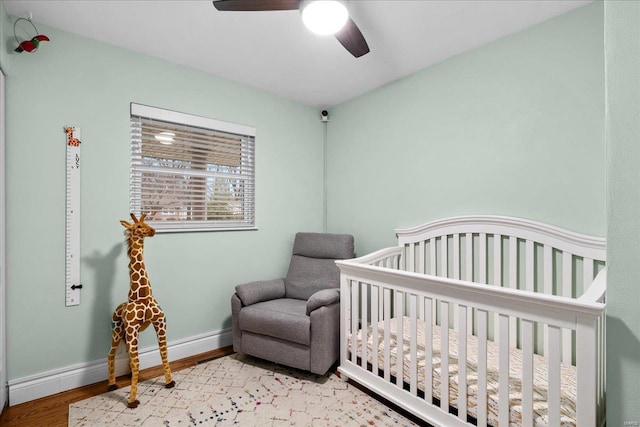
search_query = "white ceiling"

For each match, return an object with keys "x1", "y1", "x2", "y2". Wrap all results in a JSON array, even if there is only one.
[{"x1": 4, "y1": 0, "x2": 591, "y2": 108}]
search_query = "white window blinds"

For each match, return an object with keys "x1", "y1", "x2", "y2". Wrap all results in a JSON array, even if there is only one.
[{"x1": 130, "y1": 103, "x2": 256, "y2": 232}]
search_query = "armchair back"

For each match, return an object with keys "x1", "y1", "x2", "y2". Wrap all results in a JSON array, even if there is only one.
[{"x1": 284, "y1": 232, "x2": 354, "y2": 300}]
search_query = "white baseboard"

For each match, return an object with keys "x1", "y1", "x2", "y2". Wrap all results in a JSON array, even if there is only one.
[{"x1": 8, "y1": 328, "x2": 232, "y2": 406}]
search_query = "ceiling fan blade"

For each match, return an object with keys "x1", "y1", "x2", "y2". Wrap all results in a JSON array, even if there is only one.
[
  {"x1": 334, "y1": 18, "x2": 369, "y2": 58},
  {"x1": 212, "y1": 0, "x2": 300, "y2": 11}
]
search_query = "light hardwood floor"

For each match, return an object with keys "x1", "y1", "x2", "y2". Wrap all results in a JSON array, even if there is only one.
[{"x1": 0, "y1": 346, "x2": 234, "y2": 427}]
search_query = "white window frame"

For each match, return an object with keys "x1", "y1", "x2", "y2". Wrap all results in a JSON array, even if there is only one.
[{"x1": 130, "y1": 103, "x2": 256, "y2": 233}]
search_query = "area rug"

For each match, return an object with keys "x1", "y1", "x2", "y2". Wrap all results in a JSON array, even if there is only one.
[{"x1": 69, "y1": 353, "x2": 419, "y2": 426}]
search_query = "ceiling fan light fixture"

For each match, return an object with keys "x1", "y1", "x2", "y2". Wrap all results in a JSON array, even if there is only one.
[{"x1": 301, "y1": 1, "x2": 348, "y2": 36}]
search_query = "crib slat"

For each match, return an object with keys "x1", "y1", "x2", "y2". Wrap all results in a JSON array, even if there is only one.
[
  {"x1": 383, "y1": 288, "x2": 391, "y2": 382},
  {"x1": 479, "y1": 233, "x2": 487, "y2": 284},
  {"x1": 439, "y1": 237, "x2": 448, "y2": 338},
  {"x1": 493, "y1": 234, "x2": 502, "y2": 285},
  {"x1": 522, "y1": 319, "x2": 534, "y2": 426},
  {"x1": 395, "y1": 293, "x2": 404, "y2": 388},
  {"x1": 577, "y1": 318, "x2": 597, "y2": 427},
  {"x1": 581, "y1": 257, "x2": 596, "y2": 416},
  {"x1": 371, "y1": 285, "x2": 379, "y2": 375},
  {"x1": 596, "y1": 315, "x2": 601, "y2": 417},
  {"x1": 543, "y1": 244, "x2": 553, "y2": 357},
  {"x1": 341, "y1": 276, "x2": 349, "y2": 365},
  {"x1": 548, "y1": 325, "x2": 562, "y2": 426},
  {"x1": 562, "y1": 251, "x2": 573, "y2": 298},
  {"x1": 379, "y1": 282, "x2": 385, "y2": 324},
  {"x1": 465, "y1": 233, "x2": 473, "y2": 281},
  {"x1": 599, "y1": 314, "x2": 606, "y2": 421},
  {"x1": 430, "y1": 239, "x2": 437, "y2": 326},
  {"x1": 478, "y1": 234, "x2": 487, "y2": 349},
  {"x1": 361, "y1": 283, "x2": 368, "y2": 370},
  {"x1": 418, "y1": 241, "x2": 425, "y2": 274},
  {"x1": 493, "y1": 235, "x2": 502, "y2": 344},
  {"x1": 394, "y1": 291, "x2": 404, "y2": 387},
  {"x1": 491, "y1": 234, "x2": 503, "y2": 344},
  {"x1": 562, "y1": 252, "x2": 573, "y2": 364},
  {"x1": 408, "y1": 244, "x2": 415, "y2": 272},
  {"x1": 544, "y1": 245, "x2": 553, "y2": 295},
  {"x1": 498, "y1": 314, "x2": 510, "y2": 427},
  {"x1": 509, "y1": 237, "x2": 518, "y2": 346},
  {"x1": 424, "y1": 297, "x2": 433, "y2": 403},
  {"x1": 440, "y1": 301, "x2": 449, "y2": 411},
  {"x1": 441, "y1": 236, "x2": 448, "y2": 277},
  {"x1": 453, "y1": 233, "x2": 460, "y2": 279},
  {"x1": 601, "y1": 319, "x2": 607, "y2": 422},
  {"x1": 430, "y1": 239, "x2": 437, "y2": 275},
  {"x1": 465, "y1": 234, "x2": 473, "y2": 334},
  {"x1": 477, "y1": 310, "x2": 488, "y2": 427},
  {"x1": 583, "y1": 257, "x2": 594, "y2": 295},
  {"x1": 351, "y1": 281, "x2": 359, "y2": 364},
  {"x1": 526, "y1": 240, "x2": 534, "y2": 292},
  {"x1": 458, "y1": 305, "x2": 468, "y2": 422},
  {"x1": 409, "y1": 295, "x2": 418, "y2": 395},
  {"x1": 452, "y1": 234, "x2": 459, "y2": 331},
  {"x1": 509, "y1": 236, "x2": 518, "y2": 288}
]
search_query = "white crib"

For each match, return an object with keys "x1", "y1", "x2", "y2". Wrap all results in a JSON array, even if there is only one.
[{"x1": 337, "y1": 216, "x2": 606, "y2": 427}]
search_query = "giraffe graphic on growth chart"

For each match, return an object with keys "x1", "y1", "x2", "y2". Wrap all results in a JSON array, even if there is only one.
[
  {"x1": 107, "y1": 213, "x2": 174, "y2": 408},
  {"x1": 64, "y1": 126, "x2": 81, "y2": 147}
]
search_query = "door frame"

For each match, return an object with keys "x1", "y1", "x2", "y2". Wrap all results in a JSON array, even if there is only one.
[{"x1": 1, "y1": 68, "x2": 7, "y2": 412}]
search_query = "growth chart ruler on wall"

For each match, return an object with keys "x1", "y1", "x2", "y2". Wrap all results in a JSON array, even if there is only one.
[{"x1": 65, "y1": 126, "x2": 82, "y2": 306}]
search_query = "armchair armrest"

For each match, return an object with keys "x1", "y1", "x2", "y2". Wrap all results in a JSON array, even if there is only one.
[
  {"x1": 235, "y1": 278, "x2": 286, "y2": 306},
  {"x1": 306, "y1": 288, "x2": 340, "y2": 315}
]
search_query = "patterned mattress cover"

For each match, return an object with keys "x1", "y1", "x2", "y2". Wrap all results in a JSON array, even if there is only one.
[{"x1": 348, "y1": 317, "x2": 577, "y2": 427}]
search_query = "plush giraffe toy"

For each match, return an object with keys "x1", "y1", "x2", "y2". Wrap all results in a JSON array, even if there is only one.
[{"x1": 107, "y1": 213, "x2": 175, "y2": 408}]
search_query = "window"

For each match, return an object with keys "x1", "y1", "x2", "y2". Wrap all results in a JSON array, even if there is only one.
[{"x1": 130, "y1": 103, "x2": 255, "y2": 232}]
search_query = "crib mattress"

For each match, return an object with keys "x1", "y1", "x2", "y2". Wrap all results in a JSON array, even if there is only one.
[{"x1": 348, "y1": 317, "x2": 577, "y2": 427}]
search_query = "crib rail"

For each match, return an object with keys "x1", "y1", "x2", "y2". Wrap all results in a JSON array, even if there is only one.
[
  {"x1": 345, "y1": 246, "x2": 404, "y2": 270},
  {"x1": 337, "y1": 258, "x2": 606, "y2": 427}
]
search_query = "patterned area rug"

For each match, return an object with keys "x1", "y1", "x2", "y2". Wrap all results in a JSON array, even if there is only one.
[{"x1": 69, "y1": 353, "x2": 419, "y2": 426}]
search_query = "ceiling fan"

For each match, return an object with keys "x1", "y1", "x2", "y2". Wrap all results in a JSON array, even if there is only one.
[{"x1": 212, "y1": 0, "x2": 370, "y2": 58}]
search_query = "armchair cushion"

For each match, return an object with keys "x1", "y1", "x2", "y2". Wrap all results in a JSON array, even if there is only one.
[
  {"x1": 285, "y1": 257, "x2": 340, "y2": 300},
  {"x1": 239, "y1": 298, "x2": 310, "y2": 345},
  {"x1": 235, "y1": 278, "x2": 286, "y2": 306},
  {"x1": 306, "y1": 288, "x2": 340, "y2": 315}
]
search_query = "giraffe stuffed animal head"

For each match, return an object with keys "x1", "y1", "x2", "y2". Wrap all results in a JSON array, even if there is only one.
[{"x1": 120, "y1": 213, "x2": 156, "y2": 238}]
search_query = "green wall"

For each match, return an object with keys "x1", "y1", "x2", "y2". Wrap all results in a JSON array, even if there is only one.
[
  {"x1": 327, "y1": 3, "x2": 605, "y2": 256},
  {"x1": 2, "y1": 22, "x2": 324, "y2": 379},
  {"x1": 605, "y1": 1, "x2": 640, "y2": 425}
]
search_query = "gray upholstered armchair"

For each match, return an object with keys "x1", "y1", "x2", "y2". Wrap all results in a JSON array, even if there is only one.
[{"x1": 231, "y1": 232, "x2": 354, "y2": 375}]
